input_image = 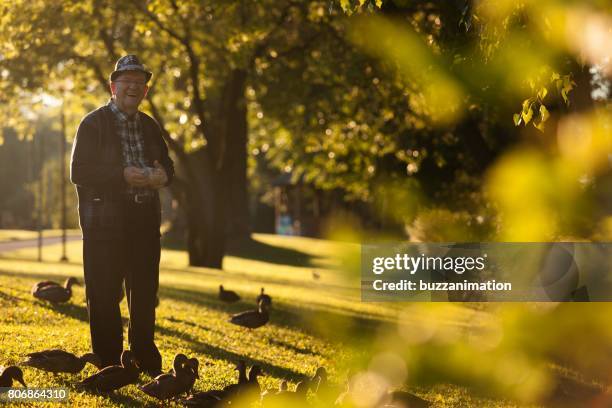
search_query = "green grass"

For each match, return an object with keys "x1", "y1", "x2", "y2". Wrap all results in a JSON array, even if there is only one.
[
  {"x1": 0, "y1": 229, "x2": 81, "y2": 243},
  {"x1": 0, "y1": 233, "x2": 538, "y2": 407}
]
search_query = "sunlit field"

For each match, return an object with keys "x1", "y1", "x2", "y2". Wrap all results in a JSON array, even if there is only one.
[
  {"x1": 0, "y1": 230, "x2": 80, "y2": 243},
  {"x1": 0, "y1": 233, "x2": 549, "y2": 407}
]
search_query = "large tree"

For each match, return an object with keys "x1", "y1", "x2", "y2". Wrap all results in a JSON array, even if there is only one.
[{"x1": 0, "y1": 0, "x2": 348, "y2": 267}]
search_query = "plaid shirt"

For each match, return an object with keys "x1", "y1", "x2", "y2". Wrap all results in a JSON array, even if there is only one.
[{"x1": 108, "y1": 100, "x2": 152, "y2": 197}]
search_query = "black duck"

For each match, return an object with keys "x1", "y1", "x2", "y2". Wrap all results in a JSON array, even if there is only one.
[
  {"x1": 22, "y1": 349, "x2": 101, "y2": 374},
  {"x1": 77, "y1": 350, "x2": 139, "y2": 392},
  {"x1": 229, "y1": 301, "x2": 269, "y2": 329},
  {"x1": 255, "y1": 287, "x2": 272, "y2": 307},
  {"x1": 219, "y1": 285, "x2": 240, "y2": 303},
  {"x1": 0, "y1": 366, "x2": 26, "y2": 387},
  {"x1": 32, "y1": 277, "x2": 78, "y2": 303}
]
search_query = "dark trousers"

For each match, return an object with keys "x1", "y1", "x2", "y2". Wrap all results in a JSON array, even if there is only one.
[{"x1": 83, "y1": 200, "x2": 161, "y2": 371}]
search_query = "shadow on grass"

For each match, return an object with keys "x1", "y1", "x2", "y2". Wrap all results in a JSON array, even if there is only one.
[
  {"x1": 160, "y1": 285, "x2": 387, "y2": 345},
  {"x1": 64, "y1": 384, "x2": 148, "y2": 408},
  {"x1": 40, "y1": 301, "x2": 89, "y2": 322},
  {"x1": 163, "y1": 235, "x2": 318, "y2": 268},
  {"x1": 154, "y1": 323, "x2": 311, "y2": 383},
  {"x1": 267, "y1": 338, "x2": 318, "y2": 356},
  {"x1": 0, "y1": 289, "x2": 26, "y2": 304}
]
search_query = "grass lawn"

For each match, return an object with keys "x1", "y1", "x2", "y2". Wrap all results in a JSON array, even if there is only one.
[
  {"x1": 0, "y1": 229, "x2": 81, "y2": 243},
  {"x1": 0, "y1": 233, "x2": 537, "y2": 407}
]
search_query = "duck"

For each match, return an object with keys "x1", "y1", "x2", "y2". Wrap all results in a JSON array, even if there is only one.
[
  {"x1": 229, "y1": 301, "x2": 269, "y2": 329},
  {"x1": 246, "y1": 365, "x2": 262, "y2": 393},
  {"x1": 229, "y1": 364, "x2": 261, "y2": 406},
  {"x1": 22, "y1": 349, "x2": 101, "y2": 374},
  {"x1": 294, "y1": 381, "x2": 309, "y2": 400},
  {"x1": 255, "y1": 287, "x2": 272, "y2": 307},
  {"x1": 32, "y1": 277, "x2": 78, "y2": 303},
  {"x1": 263, "y1": 380, "x2": 288, "y2": 397},
  {"x1": 219, "y1": 285, "x2": 240, "y2": 303},
  {"x1": 139, "y1": 353, "x2": 193, "y2": 401},
  {"x1": 216, "y1": 360, "x2": 248, "y2": 400},
  {"x1": 312, "y1": 367, "x2": 344, "y2": 405},
  {"x1": 180, "y1": 357, "x2": 200, "y2": 395},
  {"x1": 261, "y1": 381, "x2": 287, "y2": 407},
  {"x1": 77, "y1": 350, "x2": 139, "y2": 392},
  {"x1": 0, "y1": 366, "x2": 26, "y2": 387}
]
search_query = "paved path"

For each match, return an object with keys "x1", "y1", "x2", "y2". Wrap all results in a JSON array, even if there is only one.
[{"x1": 0, "y1": 235, "x2": 81, "y2": 253}]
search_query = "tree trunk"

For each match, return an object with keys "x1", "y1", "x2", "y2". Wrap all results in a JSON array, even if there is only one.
[
  {"x1": 180, "y1": 68, "x2": 249, "y2": 268},
  {"x1": 224, "y1": 69, "x2": 250, "y2": 240}
]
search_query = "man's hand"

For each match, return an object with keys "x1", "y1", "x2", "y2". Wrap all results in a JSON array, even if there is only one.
[
  {"x1": 148, "y1": 161, "x2": 168, "y2": 190},
  {"x1": 123, "y1": 166, "x2": 149, "y2": 187}
]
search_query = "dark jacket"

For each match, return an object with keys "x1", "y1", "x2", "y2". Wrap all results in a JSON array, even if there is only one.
[{"x1": 70, "y1": 105, "x2": 174, "y2": 239}]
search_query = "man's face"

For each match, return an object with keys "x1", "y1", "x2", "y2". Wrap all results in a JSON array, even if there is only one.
[{"x1": 110, "y1": 71, "x2": 148, "y2": 114}]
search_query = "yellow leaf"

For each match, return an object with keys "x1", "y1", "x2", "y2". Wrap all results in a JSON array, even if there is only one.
[
  {"x1": 540, "y1": 105, "x2": 549, "y2": 123},
  {"x1": 537, "y1": 87, "x2": 548, "y2": 101},
  {"x1": 522, "y1": 107, "x2": 533, "y2": 124}
]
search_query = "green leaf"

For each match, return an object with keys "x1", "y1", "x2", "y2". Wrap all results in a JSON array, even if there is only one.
[{"x1": 513, "y1": 113, "x2": 522, "y2": 126}]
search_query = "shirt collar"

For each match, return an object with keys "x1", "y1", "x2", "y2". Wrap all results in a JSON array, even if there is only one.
[{"x1": 108, "y1": 99, "x2": 139, "y2": 123}]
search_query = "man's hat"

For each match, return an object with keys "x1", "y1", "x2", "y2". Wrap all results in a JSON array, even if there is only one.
[{"x1": 110, "y1": 55, "x2": 152, "y2": 82}]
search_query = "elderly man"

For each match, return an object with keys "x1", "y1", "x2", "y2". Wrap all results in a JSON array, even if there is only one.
[{"x1": 70, "y1": 55, "x2": 174, "y2": 376}]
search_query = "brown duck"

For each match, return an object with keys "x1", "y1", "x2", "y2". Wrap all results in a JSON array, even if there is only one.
[
  {"x1": 312, "y1": 367, "x2": 344, "y2": 405},
  {"x1": 0, "y1": 366, "x2": 26, "y2": 387},
  {"x1": 215, "y1": 360, "x2": 247, "y2": 400},
  {"x1": 255, "y1": 287, "x2": 272, "y2": 307},
  {"x1": 32, "y1": 277, "x2": 78, "y2": 303},
  {"x1": 139, "y1": 353, "x2": 193, "y2": 401},
  {"x1": 235, "y1": 365, "x2": 262, "y2": 405},
  {"x1": 229, "y1": 301, "x2": 269, "y2": 329},
  {"x1": 220, "y1": 363, "x2": 262, "y2": 405},
  {"x1": 179, "y1": 357, "x2": 200, "y2": 395},
  {"x1": 22, "y1": 349, "x2": 101, "y2": 374},
  {"x1": 77, "y1": 350, "x2": 139, "y2": 392},
  {"x1": 219, "y1": 285, "x2": 240, "y2": 303}
]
